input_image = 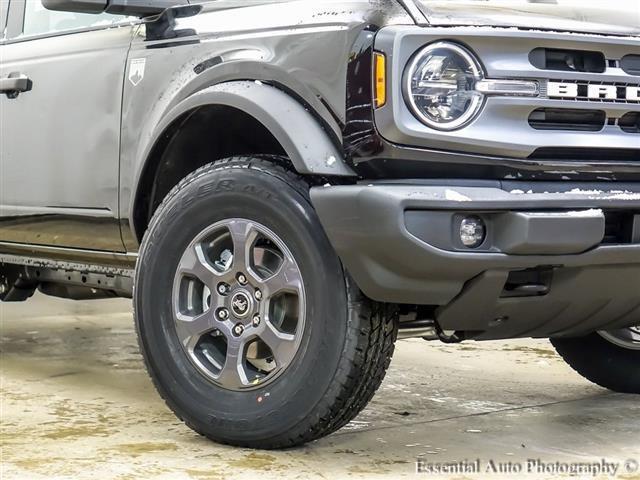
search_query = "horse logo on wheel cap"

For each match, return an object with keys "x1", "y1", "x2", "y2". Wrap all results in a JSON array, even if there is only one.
[{"x1": 231, "y1": 292, "x2": 251, "y2": 317}]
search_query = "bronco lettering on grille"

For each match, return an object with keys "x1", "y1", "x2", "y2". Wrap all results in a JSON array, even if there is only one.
[{"x1": 548, "y1": 81, "x2": 640, "y2": 102}]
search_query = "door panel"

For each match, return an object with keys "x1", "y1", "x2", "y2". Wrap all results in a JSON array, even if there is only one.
[{"x1": 0, "y1": 4, "x2": 135, "y2": 251}]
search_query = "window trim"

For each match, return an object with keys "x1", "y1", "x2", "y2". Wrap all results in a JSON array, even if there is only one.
[
  {"x1": 0, "y1": 0, "x2": 9, "y2": 40},
  {"x1": 2, "y1": 0, "x2": 141, "y2": 45},
  {"x1": 3, "y1": 0, "x2": 24, "y2": 42}
]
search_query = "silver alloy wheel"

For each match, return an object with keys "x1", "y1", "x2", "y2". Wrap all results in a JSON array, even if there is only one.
[
  {"x1": 598, "y1": 326, "x2": 640, "y2": 351},
  {"x1": 172, "y1": 218, "x2": 306, "y2": 390}
]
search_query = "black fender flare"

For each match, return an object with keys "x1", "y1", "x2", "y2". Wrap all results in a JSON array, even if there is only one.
[
  {"x1": 128, "y1": 81, "x2": 355, "y2": 244},
  {"x1": 143, "y1": 80, "x2": 354, "y2": 178}
]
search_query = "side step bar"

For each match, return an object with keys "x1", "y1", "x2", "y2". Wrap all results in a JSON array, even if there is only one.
[{"x1": 0, "y1": 253, "x2": 135, "y2": 300}]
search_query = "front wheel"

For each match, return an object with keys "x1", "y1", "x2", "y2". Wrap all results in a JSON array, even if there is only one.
[
  {"x1": 134, "y1": 158, "x2": 397, "y2": 448},
  {"x1": 551, "y1": 326, "x2": 640, "y2": 394}
]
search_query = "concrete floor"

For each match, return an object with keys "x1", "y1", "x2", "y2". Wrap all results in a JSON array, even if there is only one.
[{"x1": 1, "y1": 294, "x2": 639, "y2": 480}]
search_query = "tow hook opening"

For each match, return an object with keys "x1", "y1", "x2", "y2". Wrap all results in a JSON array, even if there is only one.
[{"x1": 501, "y1": 267, "x2": 555, "y2": 298}]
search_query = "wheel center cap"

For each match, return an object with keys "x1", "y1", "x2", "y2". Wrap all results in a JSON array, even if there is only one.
[{"x1": 231, "y1": 291, "x2": 251, "y2": 318}]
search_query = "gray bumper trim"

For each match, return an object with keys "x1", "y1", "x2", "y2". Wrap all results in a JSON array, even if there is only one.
[
  {"x1": 492, "y1": 210, "x2": 605, "y2": 255},
  {"x1": 310, "y1": 184, "x2": 640, "y2": 306},
  {"x1": 326, "y1": 185, "x2": 640, "y2": 210}
]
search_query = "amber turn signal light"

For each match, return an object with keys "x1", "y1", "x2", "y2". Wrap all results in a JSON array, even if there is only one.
[{"x1": 374, "y1": 52, "x2": 386, "y2": 108}]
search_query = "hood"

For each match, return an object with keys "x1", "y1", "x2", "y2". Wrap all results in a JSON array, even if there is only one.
[{"x1": 411, "y1": 0, "x2": 640, "y2": 37}]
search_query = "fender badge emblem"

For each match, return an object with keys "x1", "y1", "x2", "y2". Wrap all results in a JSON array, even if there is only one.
[{"x1": 129, "y1": 58, "x2": 146, "y2": 87}]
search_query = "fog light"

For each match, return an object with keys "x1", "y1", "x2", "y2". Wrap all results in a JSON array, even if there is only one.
[{"x1": 460, "y1": 216, "x2": 486, "y2": 248}]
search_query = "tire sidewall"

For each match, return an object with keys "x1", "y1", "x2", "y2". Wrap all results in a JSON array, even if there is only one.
[
  {"x1": 135, "y1": 163, "x2": 349, "y2": 442},
  {"x1": 552, "y1": 333, "x2": 640, "y2": 394}
]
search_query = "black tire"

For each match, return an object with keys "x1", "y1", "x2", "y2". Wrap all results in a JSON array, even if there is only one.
[
  {"x1": 134, "y1": 157, "x2": 397, "y2": 449},
  {"x1": 550, "y1": 333, "x2": 640, "y2": 394}
]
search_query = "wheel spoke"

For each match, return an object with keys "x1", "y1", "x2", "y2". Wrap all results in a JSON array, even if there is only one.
[
  {"x1": 173, "y1": 217, "x2": 306, "y2": 390},
  {"x1": 175, "y1": 310, "x2": 216, "y2": 347},
  {"x1": 227, "y1": 220, "x2": 259, "y2": 277},
  {"x1": 215, "y1": 338, "x2": 251, "y2": 389},
  {"x1": 258, "y1": 321, "x2": 297, "y2": 368},
  {"x1": 177, "y1": 243, "x2": 218, "y2": 286},
  {"x1": 262, "y1": 256, "x2": 303, "y2": 296}
]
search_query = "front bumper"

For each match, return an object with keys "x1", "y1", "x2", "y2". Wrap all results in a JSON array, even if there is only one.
[{"x1": 310, "y1": 182, "x2": 640, "y2": 339}]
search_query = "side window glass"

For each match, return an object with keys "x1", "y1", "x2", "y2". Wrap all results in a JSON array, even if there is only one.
[{"x1": 22, "y1": 1, "x2": 132, "y2": 37}]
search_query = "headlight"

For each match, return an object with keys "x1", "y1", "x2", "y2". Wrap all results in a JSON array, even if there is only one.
[{"x1": 404, "y1": 42, "x2": 484, "y2": 130}]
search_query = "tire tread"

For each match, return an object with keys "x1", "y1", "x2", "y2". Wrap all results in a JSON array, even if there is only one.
[{"x1": 134, "y1": 156, "x2": 398, "y2": 449}]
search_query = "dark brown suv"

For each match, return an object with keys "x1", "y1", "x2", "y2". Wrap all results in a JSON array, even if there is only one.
[{"x1": 1, "y1": 0, "x2": 639, "y2": 448}]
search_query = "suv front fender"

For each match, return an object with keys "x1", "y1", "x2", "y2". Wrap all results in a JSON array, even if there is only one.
[
  {"x1": 143, "y1": 81, "x2": 353, "y2": 179},
  {"x1": 128, "y1": 81, "x2": 355, "y2": 244}
]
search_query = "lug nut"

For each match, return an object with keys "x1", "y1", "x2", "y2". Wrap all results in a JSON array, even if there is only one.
[
  {"x1": 252, "y1": 315, "x2": 261, "y2": 327},
  {"x1": 217, "y1": 308, "x2": 229, "y2": 320},
  {"x1": 237, "y1": 273, "x2": 247, "y2": 285},
  {"x1": 217, "y1": 283, "x2": 229, "y2": 295},
  {"x1": 254, "y1": 289, "x2": 262, "y2": 301},
  {"x1": 233, "y1": 323, "x2": 245, "y2": 336}
]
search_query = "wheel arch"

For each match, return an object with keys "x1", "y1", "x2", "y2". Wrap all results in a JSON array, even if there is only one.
[{"x1": 129, "y1": 81, "x2": 355, "y2": 244}]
